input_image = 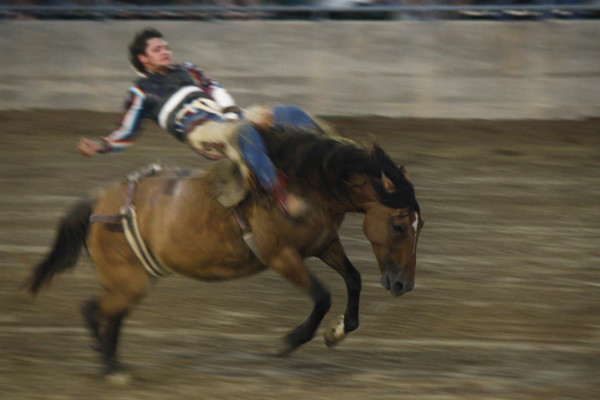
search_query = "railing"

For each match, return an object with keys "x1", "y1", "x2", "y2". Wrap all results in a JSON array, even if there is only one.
[{"x1": 1, "y1": 3, "x2": 599, "y2": 20}]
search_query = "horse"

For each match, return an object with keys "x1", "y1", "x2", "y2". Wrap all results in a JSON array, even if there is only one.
[{"x1": 27, "y1": 127, "x2": 424, "y2": 375}]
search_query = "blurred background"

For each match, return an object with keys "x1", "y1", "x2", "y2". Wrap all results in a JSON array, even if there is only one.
[
  {"x1": 2, "y1": 0, "x2": 600, "y2": 20},
  {"x1": 1, "y1": 2, "x2": 600, "y2": 117},
  {"x1": 0, "y1": 2, "x2": 599, "y2": 399}
]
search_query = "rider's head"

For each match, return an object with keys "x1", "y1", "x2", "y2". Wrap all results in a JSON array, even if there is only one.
[{"x1": 129, "y1": 28, "x2": 172, "y2": 75}]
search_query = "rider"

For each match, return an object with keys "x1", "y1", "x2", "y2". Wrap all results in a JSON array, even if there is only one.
[{"x1": 78, "y1": 28, "x2": 321, "y2": 218}]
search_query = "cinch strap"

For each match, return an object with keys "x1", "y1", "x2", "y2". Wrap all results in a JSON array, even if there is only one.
[{"x1": 233, "y1": 207, "x2": 265, "y2": 265}]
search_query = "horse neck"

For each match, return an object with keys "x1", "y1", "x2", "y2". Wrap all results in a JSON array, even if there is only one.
[{"x1": 340, "y1": 174, "x2": 379, "y2": 214}]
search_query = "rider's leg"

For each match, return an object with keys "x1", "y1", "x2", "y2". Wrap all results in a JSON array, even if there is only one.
[
  {"x1": 272, "y1": 105, "x2": 324, "y2": 134},
  {"x1": 238, "y1": 123, "x2": 309, "y2": 218},
  {"x1": 244, "y1": 105, "x2": 324, "y2": 135}
]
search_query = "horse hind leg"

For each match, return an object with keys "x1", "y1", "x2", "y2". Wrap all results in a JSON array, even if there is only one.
[
  {"x1": 81, "y1": 265, "x2": 149, "y2": 377},
  {"x1": 82, "y1": 297, "x2": 128, "y2": 375}
]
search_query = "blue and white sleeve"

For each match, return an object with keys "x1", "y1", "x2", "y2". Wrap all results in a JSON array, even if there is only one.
[{"x1": 101, "y1": 87, "x2": 146, "y2": 152}]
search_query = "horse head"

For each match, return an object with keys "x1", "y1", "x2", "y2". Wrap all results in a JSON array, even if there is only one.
[
  {"x1": 354, "y1": 145, "x2": 424, "y2": 297},
  {"x1": 263, "y1": 130, "x2": 424, "y2": 297}
]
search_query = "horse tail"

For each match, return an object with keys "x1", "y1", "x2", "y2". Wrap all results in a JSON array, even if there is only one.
[{"x1": 27, "y1": 197, "x2": 94, "y2": 295}]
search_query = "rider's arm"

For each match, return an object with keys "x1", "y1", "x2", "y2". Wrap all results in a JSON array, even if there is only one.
[
  {"x1": 78, "y1": 88, "x2": 146, "y2": 156},
  {"x1": 211, "y1": 84, "x2": 240, "y2": 120},
  {"x1": 99, "y1": 87, "x2": 147, "y2": 152},
  {"x1": 184, "y1": 63, "x2": 240, "y2": 120}
]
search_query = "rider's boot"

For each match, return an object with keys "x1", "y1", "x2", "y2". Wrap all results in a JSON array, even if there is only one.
[{"x1": 270, "y1": 171, "x2": 310, "y2": 219}]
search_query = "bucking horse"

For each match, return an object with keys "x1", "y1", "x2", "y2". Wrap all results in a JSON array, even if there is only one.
[{"x1": 27, "y1": 126, "x2": 424, "y2": 376}]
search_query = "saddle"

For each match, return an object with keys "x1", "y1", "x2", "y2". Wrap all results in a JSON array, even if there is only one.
[{"x1": 210, "y1": 159, "x2": 250, "y2": 207}]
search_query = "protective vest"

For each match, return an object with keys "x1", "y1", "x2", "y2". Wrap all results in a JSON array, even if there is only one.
[{"x1": 136, "y1": 65, "x2": 216, "y2": 141}]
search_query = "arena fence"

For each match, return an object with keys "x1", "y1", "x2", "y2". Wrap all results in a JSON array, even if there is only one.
[{"x1": 1, "y1": 3, "x2": 599, "y2": 21}]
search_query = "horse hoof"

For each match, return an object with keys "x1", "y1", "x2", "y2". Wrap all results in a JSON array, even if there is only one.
[
  {"x1": 324, "y1": 315, "x2": 346, "y2": 348},
  {"x1": 276, "y1": 345, "x2": 296, "y2": 357},
  {"x1": 105, "y1": 370, "x2": 131, "y2": 385},
  {"x1": 278, "y1": 326, "x2": 313, "y2": 356},
  {"x1": 278, "y1": 335, "x2": 304, "y2": 356}
]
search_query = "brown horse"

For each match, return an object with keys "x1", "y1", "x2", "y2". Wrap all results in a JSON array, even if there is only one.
[{"x1": 27, "y1": 128, "x2": 424, "y2": 375}]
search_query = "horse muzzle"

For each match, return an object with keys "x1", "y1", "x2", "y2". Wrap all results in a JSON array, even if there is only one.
[{"x1": 380, "y1": 268, "x2": 414, "y2": 297}]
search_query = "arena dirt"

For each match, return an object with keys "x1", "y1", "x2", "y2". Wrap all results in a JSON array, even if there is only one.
[{"x1": 0, "y1": 111, "x2": 598, "y2": 399}]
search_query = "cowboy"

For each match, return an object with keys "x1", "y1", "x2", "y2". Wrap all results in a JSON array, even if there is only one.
[{"x1": 78, "y1": 28, "x2": 321, "y2": 217}]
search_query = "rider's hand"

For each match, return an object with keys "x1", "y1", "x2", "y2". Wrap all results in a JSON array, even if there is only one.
[
  {"x1": 77, "y1": 138, "x2": 104, "y2": 157},
  {"x1": 222, "y1": 106, "x2": 242, "y2": 121},
  {"x1": 224, "y1": 112, "x2": 240, "y2": 121}
]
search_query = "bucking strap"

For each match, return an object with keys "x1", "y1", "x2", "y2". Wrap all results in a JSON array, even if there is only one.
[
  {"x1": 89, "y1": 163, "x2": 171, "y2": 278},
  {"x1": 122, "y1": 205, "x2": 172, "y2": 277}
]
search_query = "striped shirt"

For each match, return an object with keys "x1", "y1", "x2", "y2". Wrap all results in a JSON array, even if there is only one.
[{"x1": 100, "y1": 63, "x2": 236, "y2": 152}]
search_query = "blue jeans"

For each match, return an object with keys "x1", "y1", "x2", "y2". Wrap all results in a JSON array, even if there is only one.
[
  {"x1": 273, "y1": 105, "x2": 323, "y2": 133},
  {"x1": 238, "y1": 124, "x2": 279, "y2": 190},
  {"x1": 238, "y1": 105, "x2": 321, "y2": 190}
]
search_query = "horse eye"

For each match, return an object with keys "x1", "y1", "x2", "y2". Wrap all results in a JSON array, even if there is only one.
[{"x1": 391, "y1": 223, "x2": 407, "y2": 235}]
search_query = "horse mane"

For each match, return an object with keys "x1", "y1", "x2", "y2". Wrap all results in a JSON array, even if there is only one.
[{"x1": 261, "y1": 129, "x2": 418, "y2": 210}]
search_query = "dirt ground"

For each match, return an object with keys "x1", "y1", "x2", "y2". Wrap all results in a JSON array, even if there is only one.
[{"x1": 0, "y1": 111, "x2": 598, "y2": 399}]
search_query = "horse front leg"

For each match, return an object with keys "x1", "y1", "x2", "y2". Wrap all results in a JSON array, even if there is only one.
[
  {"x1": 318, "y1": 238, "x2": 362, "y2": 347},
  {"x1": 269, "y1": 248, "x2": 331, "y2": 354}
]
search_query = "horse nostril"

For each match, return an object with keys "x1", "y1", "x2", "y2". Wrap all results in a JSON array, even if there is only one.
[{"x1": 393, "y1": 281, "x2": 404, "y2": 295}]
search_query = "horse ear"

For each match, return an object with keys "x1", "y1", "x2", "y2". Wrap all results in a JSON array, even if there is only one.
[{"x1": 381, "y1": 171, "x2": 396, "y2": 193}]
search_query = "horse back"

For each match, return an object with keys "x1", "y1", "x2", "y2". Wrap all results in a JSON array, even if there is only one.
[
  {"x1": 90, "y1": 168, "x2": 264, "y2": 279},
  {"x1": 89, "y1": 166, "x2": 343, "y2": 280}
]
